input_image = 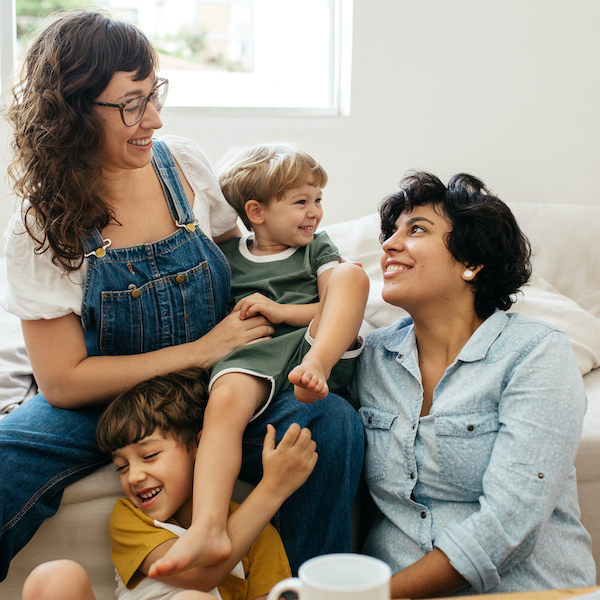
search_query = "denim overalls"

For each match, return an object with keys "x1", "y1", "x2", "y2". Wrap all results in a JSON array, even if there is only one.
[
  {"x1": 81, "y1": 139, "x2": 230, "y2": 358},
  {"x1": 0, "y1": 140, "x2": 364, "y2": 581}
]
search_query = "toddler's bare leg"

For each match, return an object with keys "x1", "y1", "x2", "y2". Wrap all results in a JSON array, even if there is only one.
[
  {"x1": 149, "y1": 373, "x2": 269, "y2": 577},
  {"x1": 289, "y1": 262, "x2": 369, "y2": 403},
  {"x1": 22, "y1": 560, "x2": 96, "y2": 600}
]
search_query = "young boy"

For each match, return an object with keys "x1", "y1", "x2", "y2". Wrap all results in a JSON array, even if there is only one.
[
  {"x1": 22, "y1": 367, "x2": 317, "y2": 600},
  {"x1": 153, "y1": 143, "x2": 369, "y2": 577}
]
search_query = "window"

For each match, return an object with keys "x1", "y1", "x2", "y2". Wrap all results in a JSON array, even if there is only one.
[{"x1": 0, "y1": 0, "x2": 352, "y2": 115}]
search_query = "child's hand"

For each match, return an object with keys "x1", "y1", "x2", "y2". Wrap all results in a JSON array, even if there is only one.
[
  {"x1": 261, "y1": 424, "x2": 318, "y2": 500},
  {"x1": 233, "y1": 293, "x2": 287, "y2": 324}
]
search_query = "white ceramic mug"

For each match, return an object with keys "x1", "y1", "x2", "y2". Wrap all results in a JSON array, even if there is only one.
[{"x1": 267, "y1": 553, "x2": 391, "y2": 600}]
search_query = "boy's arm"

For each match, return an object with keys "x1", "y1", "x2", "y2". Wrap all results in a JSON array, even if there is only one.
[{"x1": 143, "y1": 424, "x2": 317, "y2": 592}]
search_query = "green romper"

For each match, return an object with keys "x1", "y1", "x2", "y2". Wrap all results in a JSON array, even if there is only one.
[{"x1": 212, "y1": 231, "x2": 363, "y2": 418}]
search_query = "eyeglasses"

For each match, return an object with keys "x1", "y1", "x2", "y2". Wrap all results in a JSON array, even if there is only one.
[{"x1": 93, "y1": 78, "x2": 169, "y2": 127}]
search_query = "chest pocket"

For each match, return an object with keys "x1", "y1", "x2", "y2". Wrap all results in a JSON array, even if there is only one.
[
  {"x1": 97, "y1": 260, "x2": 217, "y2": 356},
  {"x1": 360, "y1": 406, "x2": 397, "y2": 484},
  {"x1": 435, "y1": 411, "x2": 500, "y2": 493}
]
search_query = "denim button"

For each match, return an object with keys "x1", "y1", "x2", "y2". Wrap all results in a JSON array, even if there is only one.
[
  {"x1": 176, "y1": 274, "x2": 185, "y2": 283},
  {"x1": 421, "y1": 511, "x2": 427, "y2": 519},
  {"x1": 185, "y1": 223, "x2": 196, "y2": 232},
  {"x1": 131, "y1": 288, "x2": 141, "y2": 298}
]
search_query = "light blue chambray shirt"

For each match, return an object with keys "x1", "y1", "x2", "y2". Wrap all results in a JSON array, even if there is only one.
[{"x1": 350, "y1": 310, "x2": 596, "y2": 594}]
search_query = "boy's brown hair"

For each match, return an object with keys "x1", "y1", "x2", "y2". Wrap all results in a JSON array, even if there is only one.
[
  {"x1": 218, "y1": 142, "x2": 328, "y2": 230},
  {"x1": 96, "y1": 367, "x2": 209, "y2": 454}
]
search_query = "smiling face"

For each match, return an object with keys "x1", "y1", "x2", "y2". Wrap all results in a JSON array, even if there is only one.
[
  {"x1": 93, "y1": 71, "x2": 163, "y2": 173},
  {"x1": 112, "y1": 430, "x2": 197, "y2": 527},
  {"x1": 380, "y1": 204, "x2": 471, "y2": 315},
  {"x1": 250, "y1": 176, "x2": 324, "y2": 253}
]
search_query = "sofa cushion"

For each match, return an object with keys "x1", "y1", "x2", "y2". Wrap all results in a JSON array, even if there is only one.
[
  {"x1": 507, "y1": 273, "x2": 600, "y2": 374},
  {"x1": 508, "y1": 202, "x2": 600, "y2": 319}
]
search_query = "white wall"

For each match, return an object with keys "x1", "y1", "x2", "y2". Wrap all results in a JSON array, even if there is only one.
[{"x1": 2, "y1": 0, "x2": 599, "y2": 255}]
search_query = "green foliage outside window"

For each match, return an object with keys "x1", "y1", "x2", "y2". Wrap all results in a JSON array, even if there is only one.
[{"x1": 15, "y1": 0, "x2": 247, "y2": 72}]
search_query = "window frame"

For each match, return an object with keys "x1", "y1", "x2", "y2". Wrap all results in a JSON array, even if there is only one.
[
  {"x1": 0, "y1": 0, "x2": 352, "y2": 116},
  {"x1": 0, "y1": 0, "x2": 16, "y2": 100}
]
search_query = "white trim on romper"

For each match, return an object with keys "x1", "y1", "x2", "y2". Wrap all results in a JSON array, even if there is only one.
[
  {"x1": 208, "y1": 368, "x2": 276, "y2": 422},
  {"x1": 237, "y1": 235, "x2": 299, "y2": 262},
  {"x1": 304, "y1": 318, "x2": 365, "y2": 359}
]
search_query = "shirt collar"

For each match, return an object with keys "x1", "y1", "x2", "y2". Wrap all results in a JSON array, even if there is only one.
[
  {"x1": 457, "y1": 310, "x2": 508, "y2": 363},
  {"x1": 380, "y1": 317, "x2": 417, "y2": 355},
  {"x1": 380, "y1": 310, "x2": 509, "y2": 362}
]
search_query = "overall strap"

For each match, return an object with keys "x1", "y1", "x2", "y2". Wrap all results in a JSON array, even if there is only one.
[
  {"x1": 81, "y1": 226, "x2": 109, "y2": 258},
  {"x1": 151, "y1": 139, "x2": 197, "y2": 229}
]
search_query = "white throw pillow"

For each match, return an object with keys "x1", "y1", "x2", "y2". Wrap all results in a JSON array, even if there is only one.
[
  {"x1": 509, "y1": 272, "x2": 600, "y2": 375},
  {"x1": 509, "y1": 202, "x2": 600, "y2": 319}
]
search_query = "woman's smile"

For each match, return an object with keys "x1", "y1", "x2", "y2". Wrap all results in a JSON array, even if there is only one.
[{"x1": 128, "y1": 137, "x2": 153, "y2": 147}]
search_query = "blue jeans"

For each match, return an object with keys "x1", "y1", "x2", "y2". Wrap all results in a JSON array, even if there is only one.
[
  {"x1": 0, "y1": 390, "x2": 364, "y2": 580},
  {"x1": 0, "y1": 397, "x2": 108, "y2": 580}
]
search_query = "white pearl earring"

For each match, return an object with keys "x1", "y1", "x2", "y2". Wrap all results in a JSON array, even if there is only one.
[{"x1": 463, "y1": 269, "x2": 474, "y2": 279}]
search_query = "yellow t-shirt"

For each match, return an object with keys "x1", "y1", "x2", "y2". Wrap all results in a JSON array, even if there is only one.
[{"x1": 110, "y1": 498, "x2": 291, "y2": 600}]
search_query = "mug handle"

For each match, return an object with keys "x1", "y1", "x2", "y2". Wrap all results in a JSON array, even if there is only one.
[{"x1": 267, "y1": 577, "x2": 302, "y2": 600}]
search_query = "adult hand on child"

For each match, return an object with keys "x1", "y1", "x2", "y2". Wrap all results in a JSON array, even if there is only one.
[{"x1": 192, "y1": 309, "x2": 274, "y2": 365}]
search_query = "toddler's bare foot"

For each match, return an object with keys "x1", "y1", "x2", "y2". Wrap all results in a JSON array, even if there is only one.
[
  {"x1": 148, "y1": 523, "x2": 232, "y2": 578},
  {"x1": 288, "y1": 361, "x2": 329, "y2": 403}
]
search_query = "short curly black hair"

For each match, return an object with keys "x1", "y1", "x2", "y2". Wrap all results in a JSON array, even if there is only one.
[{"x1": 379, "y1": 171, "x2": 532, "y2": 319}]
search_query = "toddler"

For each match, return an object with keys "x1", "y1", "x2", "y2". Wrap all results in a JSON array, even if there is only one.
[{"x1": 153, "y1": 143, "x2": 369, "y2": 576}]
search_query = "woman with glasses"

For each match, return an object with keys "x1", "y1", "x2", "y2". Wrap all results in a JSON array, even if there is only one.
[{"x1": 0, "y1": 8, "x2": 364, "y2": 584}]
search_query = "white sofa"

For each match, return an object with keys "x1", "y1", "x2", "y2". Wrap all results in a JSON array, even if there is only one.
[{"x1": 1, "y1": 201, "x2": 599, "y2": 599}]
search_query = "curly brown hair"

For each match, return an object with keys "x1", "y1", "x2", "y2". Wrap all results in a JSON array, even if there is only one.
[{"x1": 5, "y1": 9, "x2": 158, "y2": 272}]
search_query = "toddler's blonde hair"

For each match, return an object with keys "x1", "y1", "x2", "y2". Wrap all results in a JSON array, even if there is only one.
[{"x1": 218, "y1": 142, "x2": 328, "y2": 230}]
